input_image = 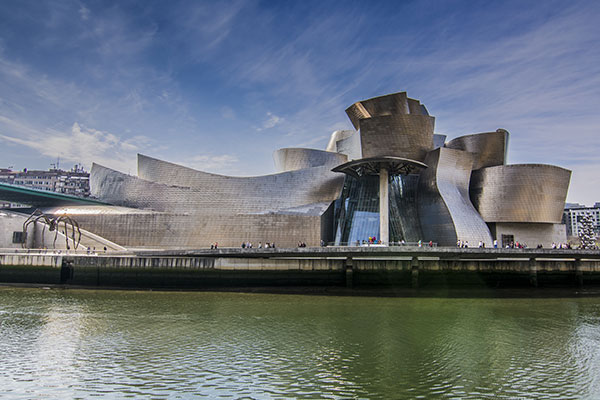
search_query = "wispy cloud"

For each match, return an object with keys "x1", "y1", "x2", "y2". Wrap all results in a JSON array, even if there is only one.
[
  {"x1": 256, "y1": 112, "x2": 283, "y2": 131},
  {"x1": 0, "y1": 118, "x2": 151, "y2": 173},
  {"x1": 0, "y1": 0, "x2": 598, "y2": 202},
  {"x1": 78, "y1": 5, "x2": 90, "y2": 21}
]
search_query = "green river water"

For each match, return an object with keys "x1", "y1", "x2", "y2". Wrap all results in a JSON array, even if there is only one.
[{"x1": 0, "y1": 287, "x2": 599, "y2": 399}]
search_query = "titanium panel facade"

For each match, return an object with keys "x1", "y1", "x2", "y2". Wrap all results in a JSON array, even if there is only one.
[
  {"x1": 470, "y1": 164, "x2": 571, "y2": 223},
  {"x1": 359, "y1": 114, "x2": 434, "y2": 161},
  {"x1": 273, "y1": 148, "x2": 347, "y2": 172},
  {"x1": 55, "y1": 211, "x2": 324, "y2": 249},
  {"x1": 93, "y1": 162, "x2": 341, "y2": 215},
  {"x1": 326, "y1": 130, "x2": 362, "y2": 160},
  {"x1": 418, "y1": 148, "x2": 493, "y2": 246},
  {"x1": 25, "y1": 90, "x2": 569, "y2": 250},
  {"x1": 89, "y1": 153, "x2": 347, "y2": 247},
  {"x1": 445, "y1": 130, "x2": 508, "y2": 170},
  {"x1": 345, "y1": 92, "x2": 428, "y2": 130}
]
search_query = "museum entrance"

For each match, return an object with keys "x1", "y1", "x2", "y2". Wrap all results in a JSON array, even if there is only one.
[{"x1": 501, "y1": 234, "x2": 514, "y2": 248}]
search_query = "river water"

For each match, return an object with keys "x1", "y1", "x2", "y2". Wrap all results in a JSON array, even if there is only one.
[{"x1": 1, "y1": 287, "x2": 599, "y2": 399}]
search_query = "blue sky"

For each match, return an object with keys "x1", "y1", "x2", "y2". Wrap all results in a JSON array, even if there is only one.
[{"x1": 0, "y1": 0, "x2": 599, "y2": 205}]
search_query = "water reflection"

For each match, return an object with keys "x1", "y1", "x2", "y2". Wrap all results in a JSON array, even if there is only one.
[{"x1": 0, "y1": 288, "x2": 599, "y2": 399}]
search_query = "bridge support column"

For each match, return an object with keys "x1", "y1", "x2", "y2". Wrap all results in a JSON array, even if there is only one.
[
  {"x1": 411, "y1": 257, "x2": 419, "y2": 288},
  {"x1": 529, "y1": 258, "x2": 538, "y2": 288},
  {"x1": 345, "y1": 257, "x2": 353, "y2": 288},
  {"x1": 575, "y1": 258, "x2": 583, "y2": 288}
]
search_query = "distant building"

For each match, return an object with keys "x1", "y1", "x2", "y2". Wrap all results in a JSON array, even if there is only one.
[
  {"x1": 562, "y1": 205, "x2": 600, "y2": 237},
  {"x1": 0, "y1": 165, "x2": 90, "y2": 197}
]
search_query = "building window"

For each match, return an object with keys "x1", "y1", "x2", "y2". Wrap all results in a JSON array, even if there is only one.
[{"x1": 12, "y1": 231, "x2": 26, "y2": 244}]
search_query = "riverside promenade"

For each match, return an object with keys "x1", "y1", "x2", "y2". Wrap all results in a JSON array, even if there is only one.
[{"x1": 1, "y1": 246, "x2": 600, "y2": 290}]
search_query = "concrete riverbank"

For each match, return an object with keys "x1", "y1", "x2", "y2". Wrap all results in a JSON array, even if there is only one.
[{"x1": 1, "y1": 247, "x2": 600, "y2": 289}]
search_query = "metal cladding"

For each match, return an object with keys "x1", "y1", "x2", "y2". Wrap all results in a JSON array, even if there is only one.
[
  {"x1": 326, "y1": 130, "x2": 362, "y2": 160},
  {"x1": 418, "y1": 147, "x2": 493, "y2": 246},
  {"x1": 470, "y1": 164, "x2": 571, "y2": 223},
  {"x1": 445, "y1": 130, "x2": 508, "y2": 170},
  {"x1": 96, "y1": 156, "x2": 344, "y2": 215},
  {"x1": 89, "y1": 156, "x2": 345, "y2": 247},
  {"x1": 359, "y1": 115, "x2": 434, "y2": 161},
  {"x1": 345, "y1": 92, "x2": 434, "y2": 162},
  {"x1": 273, "y1": 148, "x2": 347, "y2": 172},
  {"x1": 41, "y1": 90, "x2": 572, "y2": 250},
  {"x1": 345, "y1": 92, "x2": 430, "y2": 130}
]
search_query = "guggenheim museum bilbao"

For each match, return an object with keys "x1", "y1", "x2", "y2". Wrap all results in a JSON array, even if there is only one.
[{"x1": 1, "y1": 92, "x2": 571, "y2": 249}]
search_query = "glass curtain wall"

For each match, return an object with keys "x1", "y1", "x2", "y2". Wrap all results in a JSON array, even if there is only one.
[{"x1": 334, "y1": 174, "x2": 422, "y2": 245}]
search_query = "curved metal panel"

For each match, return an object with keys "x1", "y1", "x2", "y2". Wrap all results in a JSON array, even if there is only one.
[
  {"x1": 470, "y1": 164, "x2": 571, "y2": 223},
  {"x1": 345, "y1": 92, "x2": 429, "y2": 130},
  {"x1": 445, "y1": 129, "x2": 508, "y2": 170},
  {"x1": 358, "y1": 92, "x2": 409, "y2": 118},
  {"x1": 326, "y1": 130, "x2": 354, "y2": 152},
  {"x1": 273, "y1": 148, "x2": 347, "y2": 172},
  {"x1": 418, "y1": 148, "x2": 493, "y2": 246},
  {"x1": 45, "y1": 208, "x2": 325, "y2": 249},
  {"x1": 90, "y1": 159, "x2": 346, "y2": 248},
  {"x1": 325, "y1": 130, "x2": 362, "y2": 160},
  {"x1": 359, "y1": 114, "x2": 434, "y2": 162},
  {"x1": 93, "y1": 156, "x2": 345, "y2": 215}
]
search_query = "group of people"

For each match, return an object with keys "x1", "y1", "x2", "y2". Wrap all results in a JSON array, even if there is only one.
[
  {"x1": 297, "y1": 241, "x2": 307, "y2": 247},
  {"x1": 505, "y1": 241, "x2": 527, "y2": 249},
  {"x1": 456, "y1": 239, "x2": 504, "y2": 248},
  {"x1": 240, "y1": 241, "x2": 276, "y2": 249}
]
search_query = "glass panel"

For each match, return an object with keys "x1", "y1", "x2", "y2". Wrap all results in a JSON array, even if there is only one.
[{"x1": 334, "y1": 174, "x2": 422, "y2": 245}]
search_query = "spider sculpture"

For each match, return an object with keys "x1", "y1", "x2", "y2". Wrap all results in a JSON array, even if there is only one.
[{"x1": 21, "y1": 209, "x2": 82, "y2": 250}]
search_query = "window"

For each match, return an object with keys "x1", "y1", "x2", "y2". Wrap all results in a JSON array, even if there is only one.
[{"x1": 12, "y1": 231, "x2": 26, "y2": 244}]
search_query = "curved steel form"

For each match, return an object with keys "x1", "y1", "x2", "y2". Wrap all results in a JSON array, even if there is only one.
[
  {"x1": 345, "y1": 92, "x2": 430, "y2": 130},
  {"x1": 95, "y1": 159, "x2": 344, "y2": 215},
  {"x1": 470, "y1": 164, "x2": 571, "y2": 223},
  {"x1": 273, "y1": 148, "x2": 347, "y2": 173},
  {"x1": 87, "y1": 154, "x2": 347, "y2": 247},
  {"x1": 418, "y1": 148, "x2": 493, "y2": 246},
  {"x1": 445, "y1": 129, "x2": 508, "y2": 170},
  {"x1": 15, "y1": 89, "x2": 566, "y2": 250},
  {"x1": 326, "y1": 130, "x2": 361, "y2": 160},
  {"x1": 326, "y1": 130, "x2": 354, "y2": 152},
  {"x1": 359, "y1": 115, "x2": 434, "y2": 161}
]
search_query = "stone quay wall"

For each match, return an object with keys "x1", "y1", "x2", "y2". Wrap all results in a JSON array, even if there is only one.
[{"x1": 1, "y1": 247, "x2": 600, "y2": 289}]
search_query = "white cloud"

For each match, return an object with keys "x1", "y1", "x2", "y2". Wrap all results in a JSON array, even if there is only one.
[
  {"x1": 79, "y1": 5, "x2": 90, "y2": 21},
  {"x1": 0, "y1": 118, "x2": 152, "y2": 173},
  {"x1": 257, "y1": 112, "x2": 283, "y2": 131}
]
